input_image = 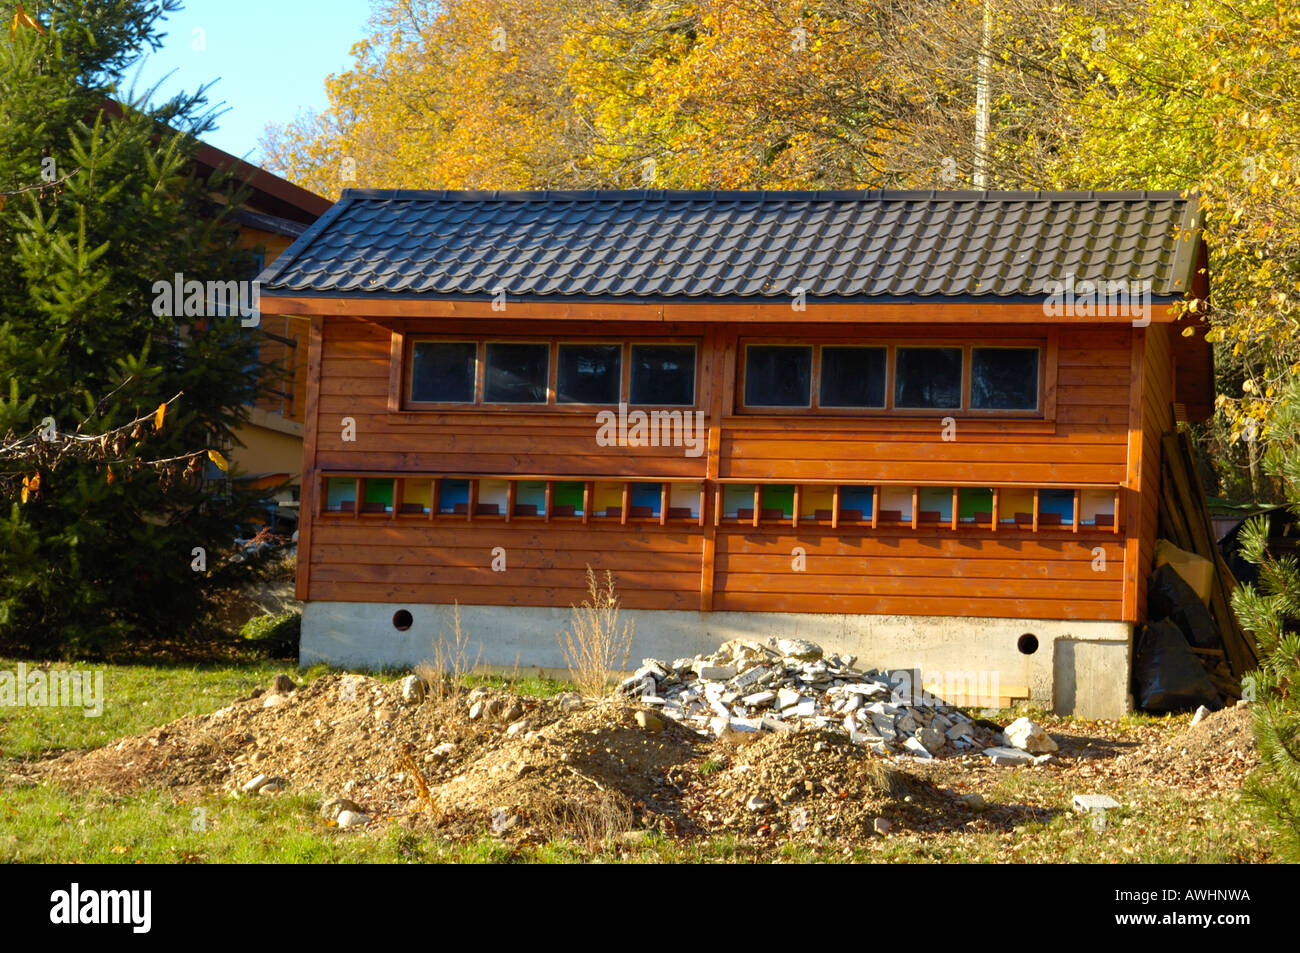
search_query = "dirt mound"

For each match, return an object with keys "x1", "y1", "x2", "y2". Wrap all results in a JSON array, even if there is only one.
[
  {"x1": 433, "y1": 702, "x2": 702, "y2": 839},
  {"x1": 1119, "y1": 704, "x2": 1258, "y2": 787},
  {"x1": 674, "y1": 728, "x2": 961, "y2": 839},
  {"x1": 33, "y1": 675, "x2": 550, "y2": 810},
  {"x1": 1166, "y1": 705, "x2": 1257, "y2": 768},
  {"x1": 26, "y1": 672, "x2": 968, "y2": 842}
]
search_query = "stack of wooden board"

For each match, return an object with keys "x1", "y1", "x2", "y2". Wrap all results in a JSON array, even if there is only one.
[{"x1": 1157, "y1": 431, "x2": 1259, "y2": 689}]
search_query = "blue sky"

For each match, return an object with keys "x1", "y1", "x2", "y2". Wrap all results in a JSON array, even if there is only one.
[{"x1": 126, "y1": 1, "x2": 373, "y2": 162}]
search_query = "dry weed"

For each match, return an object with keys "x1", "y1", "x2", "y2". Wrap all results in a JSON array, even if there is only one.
[
  {"x1": 557, "y1": 568, "x2": 635, "y2": 698},
  {"x1": 534, "y1": 793, "x2": 637, "y2": 851},
  {"x1": 416, "y1": 601, "x2": 481, "y2": 717}
]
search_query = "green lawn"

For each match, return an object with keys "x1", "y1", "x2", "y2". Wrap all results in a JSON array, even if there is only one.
[{"x1": 0, "y1": 658, "x2": 327, "y2": 761}]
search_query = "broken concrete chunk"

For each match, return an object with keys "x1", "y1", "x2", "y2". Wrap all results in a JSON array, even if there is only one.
[
  {"x1": 776, "y1": 687, "x2": 803, "y2": 711},
  {"x1": 902, "y1": 736, "x2": 934, "y2": 759},
  {"x1": 695, "y1": 664, "x2": 737, "y2": 681},
  {"x1": 1072, "y1": 794, "x2": 1121, "y2": 812},
  {"x1": 916, "y1": 726, "x2": 946, "y2": 754},
  {"x1": 730, "y1": 666, "x2": 769, "y2": 691},
  {"x1": 1004, "y1": 717, "x2": 1059, "y2": 754},
  {"x1": 776, "y1": 638, "x2": 822, "y2": 660},
  {"x1": 983, "y1": 745, "x2": 1037, "y2": 766}
]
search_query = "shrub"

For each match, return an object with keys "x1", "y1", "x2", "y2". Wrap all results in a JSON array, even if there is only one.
[{"x1": 239, "y1": 611, "x2": 300, "y2": 658}]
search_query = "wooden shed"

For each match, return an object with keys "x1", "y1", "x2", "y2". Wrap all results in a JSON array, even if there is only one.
[{"x1": 259, "y1": 189, "x2": 1212, "y2": 717}]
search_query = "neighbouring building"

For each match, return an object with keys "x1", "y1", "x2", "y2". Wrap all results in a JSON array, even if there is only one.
[
  {"x1": 258, "y1": 189, "x2": 1213, "y2": 717},
  {"x1": 194, "y1": 140, "x2": 331, "y2": 526}
]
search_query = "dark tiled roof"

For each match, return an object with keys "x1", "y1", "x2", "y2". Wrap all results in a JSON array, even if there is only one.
[{"x1": 258, "y1": 189, "x2": 1202, "y2": 301}]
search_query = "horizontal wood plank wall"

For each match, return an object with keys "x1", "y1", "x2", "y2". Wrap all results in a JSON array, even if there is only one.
[
  {"x1": 713, "y1": 534, "x2": 1126, "y2": 620},
  {"x1": 303, "y1": 316, "x2": 1136, "y2": 622}
]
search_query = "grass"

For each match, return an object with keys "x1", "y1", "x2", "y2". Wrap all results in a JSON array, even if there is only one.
[
  {"x1": 0, "y1": 655, "x2": 1278, "y2": 864},
  {"x1": 0, "y1": 777, "x2": 1271, "y2": 863},
  {"x1": 0, "y1": 657, "x2": 330, "y2": 761}
]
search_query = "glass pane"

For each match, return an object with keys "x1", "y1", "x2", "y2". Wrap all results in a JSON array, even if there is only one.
[
  {"x1": 410, "y1": 341, "x2": 475, "y2": 403},
  {"x1": 484, "y1": 342, "x2": 549, "y2": 403},
  {"x1": 744, "y1": 346, "x2": 811, "y2": 407},
  {"x1": 894, "y1": 347, "x2": 962, "y2": 409},
  {"x1": 630, "y1": 345, "x2": 695, "y2": 405},
  {"x1": 971, "y1": 348, "x2": 1039, "y2": 410},
  {"x1": 557, "y1": 344, "x2": 621, "y2": 404},
  {"x1": 820, "y1": 347, "x2": 886, "y2": 408}
]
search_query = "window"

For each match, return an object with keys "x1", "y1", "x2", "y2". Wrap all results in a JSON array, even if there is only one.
[
  {"x1": 484, "y1": 342, "x2": 549, "y2": 403},
  {"x1": 630, "y1": 345, "x2": 695, "y2": 405},
  {"x1": 894, "y1": 347, "x2": 962, "y2": 409},
  {"x1": 744, "y1": 345, "x2": 812, "y2": 407},
  {"x1": 557, "y1": 344, "x2": 621, "y2": 404},
  {"x1": 971, "y1": 347, "x2": 1039, "y2": 411},
  {"x1": 410, "y1": 341, "x2": 475, "y2": 403},
  {"x1": 820, "y1": 346, "x2": 886, "y2": 408}
]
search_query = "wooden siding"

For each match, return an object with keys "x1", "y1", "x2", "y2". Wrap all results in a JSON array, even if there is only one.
[{"x1": 299, "y1": 316, "x2": 1150, "y2": 622}]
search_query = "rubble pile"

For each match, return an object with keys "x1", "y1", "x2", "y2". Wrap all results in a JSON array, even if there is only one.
[{"x1": 621, "y1": 638, "x2": 1003, "y2": 760}]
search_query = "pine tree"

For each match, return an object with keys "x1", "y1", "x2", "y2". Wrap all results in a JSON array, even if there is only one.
[
  {"x1": 1230, "y1": 383, "x2": 1300, "y2": 861},
  {"x1": 0, "y1": 2, "x2": 268, "y2": 655}
]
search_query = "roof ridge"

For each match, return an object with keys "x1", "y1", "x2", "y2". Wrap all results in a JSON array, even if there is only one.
[{"x1": 333, "y1": 187, "x2": 1192, "y2": 204}]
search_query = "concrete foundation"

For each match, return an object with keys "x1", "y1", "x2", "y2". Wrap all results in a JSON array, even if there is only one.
[{"x1": 301, "y1": 601, "x2": 1134, "y2": 720}]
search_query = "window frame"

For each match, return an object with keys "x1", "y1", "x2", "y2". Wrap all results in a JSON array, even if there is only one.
[
  {"x1": 481, "y1": 339, "x2": 552, "y2": 406},
  {"x1": 555, "y1": 340, "x2": 626, "y2": 407},
  {"x1": 401, "y1": 335, "x2": 702, "y2": 411},
  {"x1": 967, "y1": 344, "x2": 1043, "y2": 414},
  {"x1": 817, "y1": 344, "x2": 890, "y2": 410},
  {"x1": 628, "y1": 342, "x2": 699, "y2": 407},
  {"x1": 739, "y1": 343, "x2": 816, "y2": 410},
  {"x1": 736, "y1": 335, "x2": 1053, "y2": 419},
  {"x1": 891, "y1": 344, "x2": 966, "y2": 413},
  {"x1": 405, "y1": 338, "x2": 479, "y2": 407}
]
